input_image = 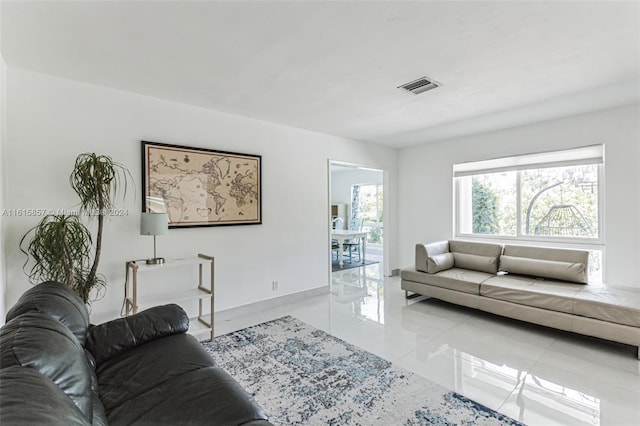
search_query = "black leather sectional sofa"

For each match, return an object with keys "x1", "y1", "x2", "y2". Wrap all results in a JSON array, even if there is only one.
[{"x1": 0, "y1": 281, "x2": 273, "y2": 425}]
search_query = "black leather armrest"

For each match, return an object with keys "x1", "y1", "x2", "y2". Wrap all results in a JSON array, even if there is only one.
[
  {"x1": 86, "y1": 304, "x2": 189, "y2": 364},
  {"x1": 0, "y1": 366, "x2": 92, "y2": 426}
]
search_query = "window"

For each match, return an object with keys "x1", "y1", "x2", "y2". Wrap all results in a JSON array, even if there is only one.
[
  {"x1": 458, "y1": 171, "x2": 518, "y2": 236},
  {"x1": 352, "y1": 184, "x2": 383, "y2": 244},
  {"x1": 454, "y1": 145, "x2": 604, "y2": 281}
]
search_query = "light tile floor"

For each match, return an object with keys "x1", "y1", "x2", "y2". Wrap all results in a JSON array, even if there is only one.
[{"x1": 216, "y1": 263, "x2": 640, "y2": 426}]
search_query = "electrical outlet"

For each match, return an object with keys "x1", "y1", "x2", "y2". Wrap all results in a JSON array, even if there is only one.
[{"x1": 272, "y1": 281, "x2": 279, "y2": 291}]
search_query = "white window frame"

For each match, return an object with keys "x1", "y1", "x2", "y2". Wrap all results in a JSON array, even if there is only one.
[
  {"x1": 454, "y1": 145, "x2": 605, "y2": 249},
  {"x1": 352, "y1": 183, "x2": 384, "y2": 241}
]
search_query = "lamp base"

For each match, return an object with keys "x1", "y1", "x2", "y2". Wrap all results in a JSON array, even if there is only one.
[{"x1": 146, "y1": 257, "x2": 165, "y2": 265}]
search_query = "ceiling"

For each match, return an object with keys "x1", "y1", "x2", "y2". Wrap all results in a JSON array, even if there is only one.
[{"x1": 2, "y1": 1, "x2": 639, "y2": 148}]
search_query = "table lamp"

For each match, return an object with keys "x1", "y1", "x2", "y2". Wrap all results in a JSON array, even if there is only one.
[{"x1": 140, "y1": 212, "x2": 169, "y2": 264}]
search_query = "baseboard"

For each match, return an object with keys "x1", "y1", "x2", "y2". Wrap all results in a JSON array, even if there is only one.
[{"x1": 216, "y1": 285, "x2": 330, "y2": 321}]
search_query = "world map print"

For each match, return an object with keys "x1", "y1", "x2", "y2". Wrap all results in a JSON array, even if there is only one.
[{"x1": 143, "y1": 142, "x2": 261, "y2": 227}]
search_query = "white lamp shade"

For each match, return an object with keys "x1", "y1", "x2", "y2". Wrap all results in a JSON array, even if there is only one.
[{"x1": 140, "y1": 212, "x2": 169, "y2": 236}]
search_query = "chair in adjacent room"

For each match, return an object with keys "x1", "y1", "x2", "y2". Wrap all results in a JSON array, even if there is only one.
[
  {"x1": 331, "y1": 217, "x2": 344, "y2": 263},
  {"x1": 343, "y1": 218, "x2": 364, "y2": 263}
]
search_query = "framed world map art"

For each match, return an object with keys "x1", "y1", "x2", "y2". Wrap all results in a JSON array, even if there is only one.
[{"x1": 142, "y1": 141, "x2": 262, "y2": 228}]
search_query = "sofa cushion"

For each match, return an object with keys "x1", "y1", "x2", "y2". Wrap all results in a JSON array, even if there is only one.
[
  {"x1": 96, "y1": 333, "x2": 216, "y2": 413},
  {"x1": 502, "y1": 245, "x2": 588, "y2": 283},
  {"x1": 572, "y1": 285, "x2": 640, "y2": 328},
  {"x1": 0, "y1": 312, "x2": 93, "y2": 421},
  {"x1": 449, "y1": 240, "x2": 503, "y2": 257},
  {"x1": 401, "y1": 267, "x2": 492, "y2": 295},
  {"x1": 86, "y1": 304, "x2": 189, "y2": 364},
  {"x1": 481, "y1": 275, "x2": 581, "y2": 315},
  {"x1": 427, "y1": 252, "x2": 454, "y2": 274},
  {"x1": 452, "y1": 252, "x2": 499, "y2": 274},
  {"x1": 449, "y1": 240, "x2": 502, "y2": 273},
  {"x1": 499, "y1": 255, "x2": 587, "y2": 284},
  {"x1": 503, "y1": 244, "x2": 588, "y2": 263},
  {"x1": 0, "y1": 366, "x2": 91, "y2": 426},
  {"x1": 105, "y1": 366, "x2": 269, "y2": 426},
  {"x1": 5, "y1": 281, "x2": 90, "y2": 345},
  {"x1": 482, "y1": 277, "x2": 640, "y2": 328}
]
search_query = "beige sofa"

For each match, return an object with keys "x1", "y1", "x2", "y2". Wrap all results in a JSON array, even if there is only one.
[{"x1": 401, "y1": 240, "x2": 640, "y2": 359}]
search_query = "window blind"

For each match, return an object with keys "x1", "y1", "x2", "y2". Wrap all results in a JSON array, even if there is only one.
[{"x1": 453, "y1": 145, "x2": 603, "y2": 177}]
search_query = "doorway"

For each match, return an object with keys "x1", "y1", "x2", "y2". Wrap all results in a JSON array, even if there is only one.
[{"x1": 328, "y1": 160, "x2": 386, "y2": 276}]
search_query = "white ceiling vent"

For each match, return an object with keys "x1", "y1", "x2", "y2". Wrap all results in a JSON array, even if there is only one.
[{"x1": 398, "y1": 76, "x2": 441, "y2": 95}]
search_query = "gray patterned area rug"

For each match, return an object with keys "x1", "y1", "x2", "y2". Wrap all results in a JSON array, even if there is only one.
[{"x1": 201, "y1": 316, "x2": 523, "y2": 426}]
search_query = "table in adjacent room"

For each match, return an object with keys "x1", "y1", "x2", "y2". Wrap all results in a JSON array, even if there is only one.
[{"x1": 331, "y1": 229, "x2": 368, "y2": 268}]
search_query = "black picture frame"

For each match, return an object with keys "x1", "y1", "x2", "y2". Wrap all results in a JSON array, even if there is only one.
[{"x1": 141, "y1": 140, "x2": 262, "y2": 228}]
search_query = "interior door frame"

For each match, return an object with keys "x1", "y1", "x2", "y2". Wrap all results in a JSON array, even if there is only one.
[{"x1": 327, "y1": 159, "x2": 390, "y2": 285}]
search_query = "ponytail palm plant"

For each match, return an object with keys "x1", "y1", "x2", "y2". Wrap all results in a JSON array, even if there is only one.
[
  {"x1": 21, "y1": 153, "x2": 131, "y2": 303},
  {"x1": 20, "y1": 214, "x2": 96, "y2": 302},
  {"x1": 70, "y1": 153, "x2": 130, "y2": 295}
]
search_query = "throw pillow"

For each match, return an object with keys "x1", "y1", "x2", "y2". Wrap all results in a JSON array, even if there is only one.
[
  {"x1": 427, "y1": 252, "x2": 454, "y2": 274},
  {"x1": 452, "y1": 252, "x2": 499, "y2": 274},
  {"x1": 499, "y1": 255, "x2": 587, "y2": 284}
]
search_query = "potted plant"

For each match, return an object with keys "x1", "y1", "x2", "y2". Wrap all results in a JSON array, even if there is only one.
[{"x1": 20, "y1": 153, "x2": 131, "y2": 303}]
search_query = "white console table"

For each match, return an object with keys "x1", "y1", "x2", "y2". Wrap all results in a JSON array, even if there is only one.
[{"x1": 125, "y1": 253, "x2": 215, "y2": 341}]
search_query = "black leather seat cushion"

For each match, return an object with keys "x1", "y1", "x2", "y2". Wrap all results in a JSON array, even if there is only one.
[
  {"x1": 96, "y1": 333, "x2": 217, "y2": 412},
  {"x1": 96, "y1": 332, "x2": 270, "y2": 425},
  {"x1": 105, "y1": 367, "x2": 269, "y2": 426}
]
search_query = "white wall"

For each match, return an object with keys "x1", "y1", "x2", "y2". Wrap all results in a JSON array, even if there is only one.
[
  {"x1": 4, "y1": 69, "x2": 398, "y2": 323},
  {"x1": 331, "y1": 167, "x2": 383, "y2": 207},
  {"x1": 398, "y1": 104, "x2": 640, "y2": 287}
]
